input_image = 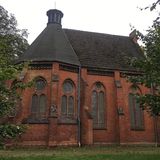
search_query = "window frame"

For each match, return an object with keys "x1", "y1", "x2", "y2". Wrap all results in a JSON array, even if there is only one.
[
  {"x1": 91, "y1": 82, "x2": 106, "y2": 129},
  {"x1": 34, "y1": 77, "x2": 46, "y2": 91},
  {"x1": 128, "y1": 86, "x2": 144, "y2": 131},
  {"x1": 30, "y1": 77, "x2": 47, "y2": 121},
  {"x1": 61, "y1": 79, "x2": 75, "y2": 117}
]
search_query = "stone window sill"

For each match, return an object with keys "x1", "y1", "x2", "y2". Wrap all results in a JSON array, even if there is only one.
[
  {"x1": 130, "y1": 127, "x2": 145, "y2": 131},
  {"x1": 57, "y1": 116, "x2": 77, "y2": 125},
  {"x1": 93, "y1": 124, "x2": 106, "y2": 130},
  {"x1": 93, "y1": 127, "x2": 107, "y2": 130},
  {"x1": 22, "y1": 117, "x2": 49, "y2": 124}
]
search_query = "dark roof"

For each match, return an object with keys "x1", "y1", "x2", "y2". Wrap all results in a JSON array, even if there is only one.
[
  {"x1": 19, "y1": 24, "x2": 143, "y2": 70},
  {"x1": 19, "y1": 24, "x2": 80, "y2": 66},
  {"x1": 64, "y1": 29, "x2": 143, "y2": 70}
]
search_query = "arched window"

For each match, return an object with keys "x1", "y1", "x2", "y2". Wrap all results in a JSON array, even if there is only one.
[
  {"x1": 31, "y1": 77, "x2": 47, "y2": 119},
  {"x1": 128, "y1": 86, "x2": 144, "y2": 130},
  {"x1": 61, "y1": 80, "x2": 75, "y2": 116},
  {"x1": 91, "y1": 82, "x2": 106, "y2": 129}
]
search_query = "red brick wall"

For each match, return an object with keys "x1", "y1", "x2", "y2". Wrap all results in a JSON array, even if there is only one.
[
  {"x1": 18, "y1": 62, "x2": 79, "y2": 146},
  {"x1": 80, "y1": 69, "x2": 155, "y2": 145},
  {"x1": 15, "y1": 64, "x2": 157, "y2": 146},
  {"x1": 120, "y1": 76, "x2": 155, "y2": 144},
  {"x1": 21, "y1": 124, "x2": 48, "y2": 146},
  {"x1": 20, "y1": 68, "x2": 52, "y2": 122},
  {"x1": 80, "y1": 68, "x2": 118, "y2": 144}
]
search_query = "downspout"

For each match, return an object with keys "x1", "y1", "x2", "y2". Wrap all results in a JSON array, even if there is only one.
[{"x1": 77, "y1": 65, "x2": 81, "y2": 147}]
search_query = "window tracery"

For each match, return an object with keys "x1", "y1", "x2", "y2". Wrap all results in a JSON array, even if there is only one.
[
  {"x1": 91, "y1": 82, "x2": 106, "y2": 129},
  {"x1": 128, "y1": 86, "x2": 144, "y2": 130},
  {"x1": 31, "y1": 77, "x2": 47, "y2": 119},
  {"x1": 61, "y1": 79, "x2": 75, "y2": 116}
]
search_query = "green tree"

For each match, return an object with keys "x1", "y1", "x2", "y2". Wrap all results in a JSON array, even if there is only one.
[
  {"x1": 129, "y1": 0, "x2": 160, "y2": 116},
  {"x1": 0, "y1": 5, "x2": 28, "y2": 60},
  {"x1": 128, "y1": 1, "x2": 160, "y2": 146},
  {"x1": 129, "y1": 25, "x2": 160, "y2": 115},
  {"x1": 0, "y1": 5, "x2": 29, "y2": 147}
]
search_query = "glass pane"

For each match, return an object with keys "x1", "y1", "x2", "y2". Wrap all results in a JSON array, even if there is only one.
[
  {"x1": 98, "y1": 91, "x2": 105, "y2": 127},
  {"x1": 63, "y1": 81, "x2": 73, "y2": 93},
  {"x1": 135, "y1": 101, "x2": 143, "y2": 129},
  {"x1": 129, "y1": 94, "x2": 136, "y2": 129},
  {"x1": 96, "y1": 82, "x2": 102, "y2": 89},
  {"x1": 31, "y1": 94, "x2": 38, "y2": 113},
  {"x1": 61, "y1": 95, "x2": 67, "y2": 115},
  {"x1": 39, "y1": 94, "x2": 46, "y2": 113},
  {"x1": 68, "y1": 96, "x2": 74, "y2": 115},
  {"x1": 92, "y1": 91, "x2": 98, "y2": 127},
  {"x1": 35, "y1": 78, "x2": 46, "y2": 90}
]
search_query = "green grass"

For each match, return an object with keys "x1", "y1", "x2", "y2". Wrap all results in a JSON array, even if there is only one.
[
  {"x1": 0, "y1": 146, "x2": 160, "y2": 160},
  {"x1": 1, "y1": 155, "x2": 160, "y2": 160}
]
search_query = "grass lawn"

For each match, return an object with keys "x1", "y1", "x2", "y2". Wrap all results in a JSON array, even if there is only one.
[{"x1": 0, "y1": 146, "x2": 160, "y2": 160}]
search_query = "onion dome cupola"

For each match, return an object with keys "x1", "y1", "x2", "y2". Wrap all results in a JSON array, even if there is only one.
[{"x1": 19, "y1": 9, "x2": 80, "y2": 66}]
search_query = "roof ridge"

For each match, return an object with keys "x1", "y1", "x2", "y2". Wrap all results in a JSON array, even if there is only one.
[{"x1": 63, "y1": 28, "x2": 129, "y2": 38}]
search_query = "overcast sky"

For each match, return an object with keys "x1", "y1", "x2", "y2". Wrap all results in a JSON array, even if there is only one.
[{"x1": 0, "y1": 0, "x2": 158, "y2": 44}]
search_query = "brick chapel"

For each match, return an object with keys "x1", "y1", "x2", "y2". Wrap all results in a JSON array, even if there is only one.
[{"x1": 13, "y1": 9, "x2": 160, "y2": 146}]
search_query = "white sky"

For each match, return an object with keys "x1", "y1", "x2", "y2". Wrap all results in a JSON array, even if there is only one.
[{"x1": 0, "y1": 0, "x2": 158, "y2": 44}]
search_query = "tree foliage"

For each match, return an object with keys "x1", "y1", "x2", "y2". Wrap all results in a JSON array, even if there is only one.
[
  {"x1": 0, "y1": 6, "x2": 28, "y2": 61},
  {"x1": 0, "y1": 5, "x2": 29, "y2": 147},
  {"x1": 128, "y1": 1, "x2": 160, "y2": 116},
  {"x1": 145, "y1": 0, "x2": 160, "y2": 11}
]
